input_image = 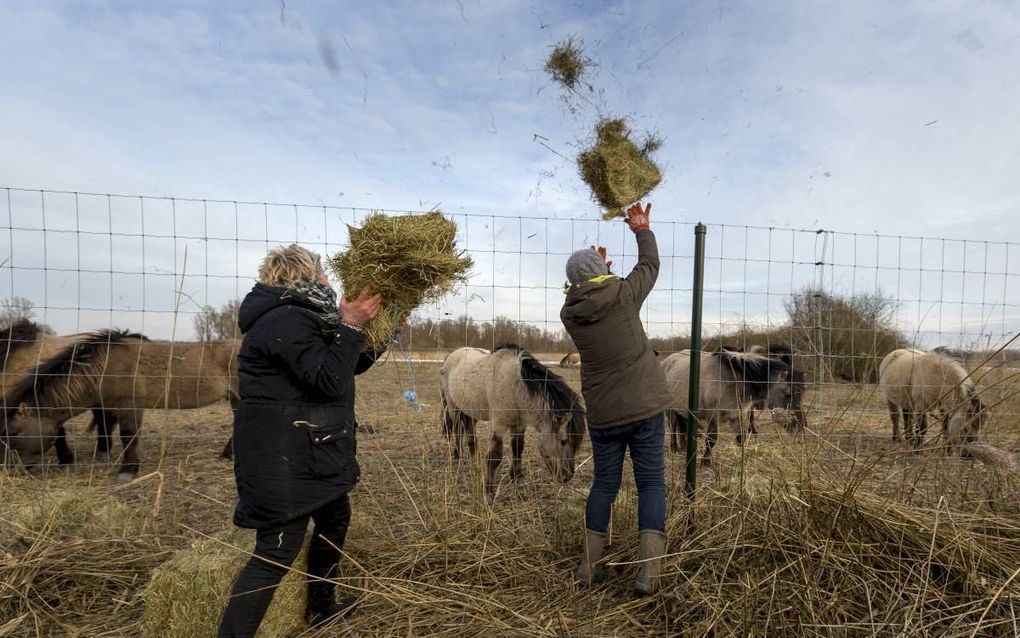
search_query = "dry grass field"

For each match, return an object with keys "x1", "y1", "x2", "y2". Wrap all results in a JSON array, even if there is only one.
[{"x1": 2, "y1": 356, "x2": 1019, "y2": 637}]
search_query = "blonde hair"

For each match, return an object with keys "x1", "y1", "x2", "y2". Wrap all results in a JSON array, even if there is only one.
[{"x1": 258, "y1": 244, "x2": 323, "y2": 287}]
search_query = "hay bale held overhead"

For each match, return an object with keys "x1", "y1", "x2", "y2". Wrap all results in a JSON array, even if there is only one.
[
  {"x1": 329, "y1": 211, "x2": 473, "y2": 349},
  {"x1": 578, "y1": 118, "x2": 663, "y2": 220}
]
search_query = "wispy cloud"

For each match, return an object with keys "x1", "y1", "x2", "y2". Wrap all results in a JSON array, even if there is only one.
[{"x1": 0, "y1": 1, "x2": 1018, "y2": 344}]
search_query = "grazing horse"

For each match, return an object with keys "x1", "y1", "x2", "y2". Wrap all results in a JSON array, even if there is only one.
[
  {"x1": 559, "y1": 352, "x2": 581, "y2": 368},
  {"x1": 440, "y1": 344, "x2": 585, "y2": 502},
  {"x1": 744, "y1": 345, "x2": 808, "y2": 433},
  {"x1": 661, "y1": 349, "x2": 796, "y2": 466},
  {"x1": 879, "y1": 348, "x2": 986, "y2": 453},
  {"x1": 2, "y1": 329, "x2": 239, "y2": 478}
]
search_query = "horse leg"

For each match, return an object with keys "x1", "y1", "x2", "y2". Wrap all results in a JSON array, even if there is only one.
[
  {"x1": 54, "y1": 424, "x2": 75, "y2": 466},
  {"x1": 115, "y1": 410, "x2": 143, "y2": 480},
  {"x1": 901, "y1": 410, "x2": 914, "y2": 450},
  {"x1": 484, "y1": 427, "x2": 505, "y2": 504},
  {"x1": 748, "y1": 409, "x2": 758, "y2": 438},
  {"x1": 466, "y1": 416, "x2": 478, "y2": 458},
  {"x1": 702, "y1": 417, "x2": 718, "y2": 468},
  {"x1": 442, "y1": 403, "x2": 460, "y2": 461},
  {"x1": 668, "y1": 409, "x2": 688, "y2": 454},
  {"x1": 93, "y1": 409, "x2": 116, "y2": 463},
  {"x1": 915, "y1": 412, "x2": 928, "y2": 450},
  {"x1": 887, "y1": 401, "x2": 901, "y2": 442},
  {"x1": 508, "y1": 427, "x2": 526, "y2": 489}
]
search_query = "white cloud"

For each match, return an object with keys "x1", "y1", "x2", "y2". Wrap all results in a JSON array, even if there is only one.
[{"x1": 0, "y1": 0, "x2": 1018, "y2": 345}]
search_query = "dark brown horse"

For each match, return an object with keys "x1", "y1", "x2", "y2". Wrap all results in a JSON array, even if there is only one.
[{"x1": 2, "y1": 329, "x2": 238, "y2": 478}]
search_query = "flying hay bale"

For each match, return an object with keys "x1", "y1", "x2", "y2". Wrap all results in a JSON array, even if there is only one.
[
  {"x1": 329, "y1": 211, "x2": 472, "y2": 349},
  {"x1": 544, "y1": 36, "x2": 591, "y2": 91},
  {"x1": 578, "y1": 118, "x2": 663, "y2": 219},
  {"x1": 140, "y1": 528, "x2": 307, "y2": 638}
]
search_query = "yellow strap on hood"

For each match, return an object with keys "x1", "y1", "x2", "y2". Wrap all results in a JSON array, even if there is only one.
[{"x1": 563, "y1": 274, "x2": 617, "y2": 294}]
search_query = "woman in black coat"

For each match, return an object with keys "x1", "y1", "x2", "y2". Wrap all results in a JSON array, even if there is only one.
[{"x1": 218, "y1": 244, "x2": 383, "y2": 637}]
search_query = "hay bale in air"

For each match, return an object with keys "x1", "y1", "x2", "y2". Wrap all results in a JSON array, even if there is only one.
[
  {"x1": 140, "y1": 527, "x2": 307, "y2": 638},
  {"x1": 544, "y1": 36, "x2": 592, "y2": 91},
  {"x1": 329, "y1": 211, "x2": 473, "y2": 349},
  {"x1": 577, "y1": 118, "x2": 663, "y2": 219}
]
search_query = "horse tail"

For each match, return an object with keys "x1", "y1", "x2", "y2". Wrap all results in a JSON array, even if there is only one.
[{"x1": 500, "y1": 343, "x2": 586, "y2": 445}]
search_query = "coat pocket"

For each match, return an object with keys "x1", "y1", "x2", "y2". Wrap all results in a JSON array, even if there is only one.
[{"x1": 306, "y1": 424, "x2": 354, "y2": 480}]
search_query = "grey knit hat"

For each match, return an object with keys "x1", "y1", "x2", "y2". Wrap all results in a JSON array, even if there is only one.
[{"x1": 565, "y1": 249, "x2": 609, "y2": 285}]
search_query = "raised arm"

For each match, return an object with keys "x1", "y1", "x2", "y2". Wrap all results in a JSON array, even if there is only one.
[{"x1": 623, "y1": 202, "x2": 659, "y2": 305}]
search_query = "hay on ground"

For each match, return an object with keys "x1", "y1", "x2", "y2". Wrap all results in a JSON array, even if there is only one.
[
  {"x1": 140, "y1": 527, "x2": 307, "y2": 638},
  {"x1": 329, "y1": 211, "x2": 472, "y2": 349},
  {"x1": 0, "y1": 481, "x2": 171, "y2": 636},
  {"x1": 578, "y1": 118, "x2": 663, "y2": 219},
  {"x1": 544, "y1": 36, "x2": 592, "y2": 92}
]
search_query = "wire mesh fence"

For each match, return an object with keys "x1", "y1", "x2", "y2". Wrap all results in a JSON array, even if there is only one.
[{"x1": 2, "y1": 186, "x2": 1019, "y2": 476}]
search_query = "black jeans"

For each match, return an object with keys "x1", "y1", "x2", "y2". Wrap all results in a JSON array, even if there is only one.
[{"x1": 218, "y1": 494, "x2": 352, "y2": 638}]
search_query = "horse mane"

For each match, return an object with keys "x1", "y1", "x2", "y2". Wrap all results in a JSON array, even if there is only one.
[
  {"x1": 3, "y1": 328, "x2": 145, "y2": 419},
  {"x1": 2, "y1": 319, "x2": 45, "y2": 361},
  {"x1": 747, "y1": 343, "x2": 795, "y2": 368},
  {"x1": 713, "y1": 349, "x2": 790, "y2": 387},
  {"x1": 496, "y1": 343, "x2": 586, "y2": 445}
]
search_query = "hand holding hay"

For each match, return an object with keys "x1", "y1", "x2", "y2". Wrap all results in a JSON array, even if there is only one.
[
  {"x1": 340, "y1": 285, "x2": 383, "y2": 330},
  {"x1": 578, "y1": 118, "x2": 663, "y2": 220},
  {"x1": 329, "y1": 211, "x2": 473, "y2": 349}
]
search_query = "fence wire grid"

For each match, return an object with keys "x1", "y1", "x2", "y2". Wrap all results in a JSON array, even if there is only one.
[{"x1": 1, "y1": 186, "x2": 1018, "y2": 478}]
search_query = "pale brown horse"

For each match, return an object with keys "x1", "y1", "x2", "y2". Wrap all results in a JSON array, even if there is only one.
[
  {"x1": 440, "y1": 344, "x2": 586, "y2": 502},
  {"x1": 879, "y1": 348, "x2": 986, "y2": 453},
  {"x1": 662, "y1": 349, "x2": 797, "y2": 466},
  {"x1": 2, "y1": 329, "x2": 238, "y2": 478}
]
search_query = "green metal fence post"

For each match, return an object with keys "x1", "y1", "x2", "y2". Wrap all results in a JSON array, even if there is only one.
[{"x1": 685, "y1": 223, "x2": 707, "y2": 499}]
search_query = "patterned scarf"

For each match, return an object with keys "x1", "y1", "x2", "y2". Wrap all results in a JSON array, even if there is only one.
[{"x1": 289, "y1": 281, "x2": 341, "y2": 327}]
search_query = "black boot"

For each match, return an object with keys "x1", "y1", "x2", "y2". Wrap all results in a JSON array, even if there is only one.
[
  {"x1": 305, "y1": 522, "x2": 359, "y2": 627},
  {"x1": 304, "y1": 586, "x2": 360, "y2": 627}
]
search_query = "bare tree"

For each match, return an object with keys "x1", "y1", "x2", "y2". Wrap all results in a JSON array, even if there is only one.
[
  {"x1": 194, "y1": 300, "x2": 241, "y2": 341},
  {"x1": 0, "y1": 296, "x2": 36, "y2": 329}
]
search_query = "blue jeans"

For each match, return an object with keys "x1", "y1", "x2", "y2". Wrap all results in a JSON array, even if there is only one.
[{"x1": 585, "y1": 414, "x2": 666, "y2": 534}]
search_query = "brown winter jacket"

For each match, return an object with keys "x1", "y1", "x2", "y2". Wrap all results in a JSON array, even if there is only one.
[{"x1": 560, "y1": 229, "x2": 673, "y2": 429}]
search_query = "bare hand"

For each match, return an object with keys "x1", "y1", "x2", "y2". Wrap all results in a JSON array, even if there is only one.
[
  {"x1": 589, "y1": 245, "x2": 612, "y2": 270},
  {"x1": 341, "y1": 285, "x2": 383, "y2": 327},
  {"x1": 625, "y1": 202, "x2": 651, "y2": 233}
]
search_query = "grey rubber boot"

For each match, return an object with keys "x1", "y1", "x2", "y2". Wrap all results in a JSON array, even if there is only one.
[
  {"x1": 634, "y1": 530, "x2": 667, "y2": 595},
  {"x1": 575, "y1": 529, "x2": 607, "y2": 585}
]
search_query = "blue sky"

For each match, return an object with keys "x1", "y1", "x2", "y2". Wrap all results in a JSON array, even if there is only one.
[{"x1": 1, "y1": 1, "x2": 1019, "y2": 345}]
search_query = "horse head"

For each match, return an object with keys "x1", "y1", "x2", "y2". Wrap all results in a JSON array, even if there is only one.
[
  {"x1": 2, "y1": 402, "x2": 60, "y2": 470},
  {"x1": 768, "y1": 367, "x2": 808, "y2": 431},
  {"x1": 951, "y1": 392, "x2": 985, "y2": 455},
  {"x1": 538, "y1": 403, "x2": 585, "y2": 483}
]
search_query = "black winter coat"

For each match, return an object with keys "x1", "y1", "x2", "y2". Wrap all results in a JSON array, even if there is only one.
[{"x1": 232, "y1": 283, "x2": 379, "y2": 530}]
